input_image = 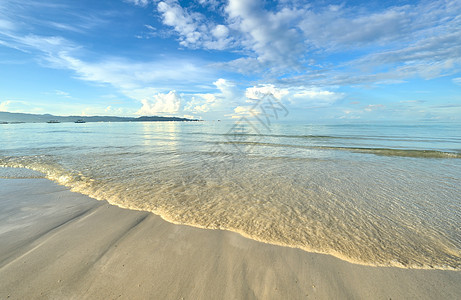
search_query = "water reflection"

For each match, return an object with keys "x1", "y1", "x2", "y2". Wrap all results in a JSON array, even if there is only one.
[{"x1": 142, "y1": 122, "x2": 181, "y2": 150}]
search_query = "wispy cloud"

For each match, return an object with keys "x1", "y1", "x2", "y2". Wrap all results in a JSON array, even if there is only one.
[
  {"x1": 0, "y1": 19, "x2": 15, "y2": 31},
  {"x1": 54, "y1": 90, "x2": 71, "y2": 98},
  {"x1": 125, "y1": 0, "x2": 151, "y2": 7},
  {"x1": 55, "y1": 52, "x2": 215, "y2": 92},
  {"x1": 0, "y1": 27, "x2": 217, "y2": 96},
  {"x1": 364, "y1": 104, "x2": 385, "y2": 112},
  {"x1": 0, "y1": 100, "x2": 13, "y2": 111}
]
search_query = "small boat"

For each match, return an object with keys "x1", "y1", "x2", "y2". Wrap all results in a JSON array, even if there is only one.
[
  {"x1": 47, "y1": 120, "x2": 60, "y2": 123},
  {"x1": 74, "y1": 119, "x2": 86, "y2": 123}
]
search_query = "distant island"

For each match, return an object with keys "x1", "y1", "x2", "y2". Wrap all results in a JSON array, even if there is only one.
[{"x1": 0, "y1": 111, "x2": 200, "y2": 124}]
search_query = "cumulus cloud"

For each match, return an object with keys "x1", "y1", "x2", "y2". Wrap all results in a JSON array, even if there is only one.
[
  {"x1": 225, "y1": 0, "x2": 305, "y2": 71},
  {"x1": 184, "y1": 95, "x2": 214, "y2": 113},
  {"x1": 183, "y1": 78, "x2": 239, "y2": 116},
  {"x1": 156, "y1": 0, "x2": 232, "y2": 50},
  {"x1": 154, "y1": 0, "x2": 305, "y2": 64},
  {"x1": 243, "y1": 84, "x2": 343, "y2": 108},
  {"x1": 136, "y1": 91, "x2": 181, "y2": 115},
  {"x1": 213, "y1": 78, "x2": 238, "y2": 100},
  {"x1": 149, "y1": 0, "x2": 461, "y2": 83},
  {"x1": 189, "y1": 82, "x2": 343, "y2": 119},
  {"x1": 157, "y1": 0, "x2": 202, "y2": 47}
]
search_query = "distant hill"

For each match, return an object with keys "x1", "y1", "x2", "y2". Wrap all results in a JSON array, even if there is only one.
[{"x1": 0, "y1": 112, "x2": 200, "y2": 123}]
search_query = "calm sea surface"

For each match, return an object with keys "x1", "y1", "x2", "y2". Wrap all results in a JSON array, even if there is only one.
[{"x1": 1, "y1": 121, "x2": 460, "y2": 269}]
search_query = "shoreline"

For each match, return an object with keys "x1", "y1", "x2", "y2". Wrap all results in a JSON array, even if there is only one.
[
  {"x1": 3, "y1": 165, "x2": 459, "y2": 271},
  {"x1": 1, "y1": 177, "x2": 460, "y2": 299}
]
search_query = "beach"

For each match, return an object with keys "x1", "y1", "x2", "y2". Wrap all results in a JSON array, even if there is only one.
[
  {"x1": 1, "y1": 176, "x2": 460, "y2": 299},
  {"x1": 2, "y1": 0, "x2": 461, "y2": 297},
  {"x1": 2, "y1": 122, "x2": 461, "y2": 271}
]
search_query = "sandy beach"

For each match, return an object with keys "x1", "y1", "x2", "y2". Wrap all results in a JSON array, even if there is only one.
[{"x1": 0, "y1": 177, "x2": 460, "y2": 299}]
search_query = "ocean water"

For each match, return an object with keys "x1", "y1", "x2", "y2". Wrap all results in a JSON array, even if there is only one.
[{"x1": 1, "y1": 121, "x2": 460, "y2": 269}]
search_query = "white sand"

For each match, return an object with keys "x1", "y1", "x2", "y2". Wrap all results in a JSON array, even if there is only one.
[{"x1": 0, "y1": 178, "x2": 460, "y2": 299}]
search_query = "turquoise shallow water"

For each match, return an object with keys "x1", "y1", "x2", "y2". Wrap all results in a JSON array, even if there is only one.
[{"x1": 1, "y1": 121, "x2": 460, "y2": 269}]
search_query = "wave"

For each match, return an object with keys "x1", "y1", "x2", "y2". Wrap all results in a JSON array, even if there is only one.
[
  {"x1": 327, "y1": 147, "x2": 461, "y2": 158},
  {"x1": 187, "y1": 131, "x2": 461, "y2": 143},
  {"x1": 218, "y1": 141, "x2": 461, "y2": 159}
]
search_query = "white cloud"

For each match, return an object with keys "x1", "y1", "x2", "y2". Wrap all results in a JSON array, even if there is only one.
[
  {"x1": 155, "y1": 0, "x2": 458, "y2": 78},
  {"x1": 453, "y1": 77, "x2": 461, "y2": 86},
  {"x1": 15, "y1": 34, "x2": 76, "y2": 55},
  {"x1": 157, "y1": 0, "x2": 202, "y2": 47},
  {"x1": 228, "y1": 105, "x2": 261, "y2": 119},
  {"x1": 1, "y1": 0, "x2": 459, "y2": 120},
  {"x1": 244, "y1": 85, "x2": 342, "y2": 108},
  {"x1": 183, "y1": 81, "x2": 343, "y2": 119},
  {"x1": 299, "y1": 6, "x2": 410, "y2": 49},
  {"x1": 197, "y1": 0, "x2": 221, "y2": 10},
  {"x1": 156, "y1": 0, "x2": 231, "y2": 50},
  {"x1": 364, "y1": 104, "x2": 385, "y2": 112},
  {"x1": 184, "y1": 93, "x2": 218, "y2": 113},
  {"x1": 0, "y1": 5, "x2": 218, "y2": 115},
  {"x1": 224, "y1": 0, "x2": 305, "y2": 72},
  {"x1": 148, "y1": 0, "x2": 461, "y2": 84},
  {"x1": 103, "y1": 105, "x2": 126, "y2": 115},
  {"x1": 54, "y1": 90, "x2": 71, "y2": 98},
  {"x1": 234, "y1": 105, "x2": 253, "y2": 114},
  {"x1": 0, "y1": 19, "x2": 15, "y2": 31},
  {"x1": 212, "y1": 24, "x2": 228, "y2": 39},
  {"x1": 1, "y1": 32, "x2": 215, "y2": 100},
  {"x1": 278, "y1": 30, "x2": 461, "y2": 86},
  {"x1": 213, "y1": 78, "x2": 238, "y2": 100},
  {"x1": 184, "y1": 96, "x2": 212, "y2": 113},
  {"x1": 125, "y1": 0, "x2": 150, "y2": 6},
  {"x1": 181, "y1": 114, "x2": 196, "y2": 119},
  {"x1": 0, "y1": 100, "x2": 12, "y2": 111},
  {"x1": 0, "y1": 100, "x2": 46, "y2": 114},
  {"x1": 354, "y1": 31, "x2": 461, "y2": 68},
  {"x1": 245, "y1": 84, "x2": 289, "y2": 100},
  {"x1": 136, "y1": 91, "x2": 181, "y2": 115},
  {"x1": 292, "y1": 89, "x2": 343, "y2": 104},
  {"x1": 183, "y1": 78, "x2": 238, "y2": 116}
]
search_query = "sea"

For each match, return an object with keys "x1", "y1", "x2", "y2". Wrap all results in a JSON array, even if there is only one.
[{"x1": 1, "y1": 120, "x2": 460, "y2": 270}]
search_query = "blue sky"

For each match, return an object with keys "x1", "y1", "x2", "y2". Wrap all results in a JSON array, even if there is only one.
[{"x1": 0, "y1": 0, "x2": 460, "y2": 121}]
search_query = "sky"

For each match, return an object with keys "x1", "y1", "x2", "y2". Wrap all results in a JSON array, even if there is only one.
[{"x1": 0, "y1": 0, "x2": 460, "y2": 122}]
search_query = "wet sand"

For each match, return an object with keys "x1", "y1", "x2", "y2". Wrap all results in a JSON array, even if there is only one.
[{"x1": 0, "y1": 178, "x2": 460, "y2": 299}]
